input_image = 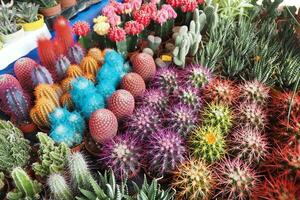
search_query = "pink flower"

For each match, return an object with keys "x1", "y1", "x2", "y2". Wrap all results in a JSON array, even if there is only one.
[
  {"x1": 150, "y1": 0, "x2": 160, "y2": 4},
  {"x1": 130, "y1": 0, "x2": 142, "y2": 11},
  {"x1": 133, "y1": 10, "x2": 151, "y2": 27},
  {"x1": 102, "y1": 5, "x2": 116, "y2": 16},
  {"x1": 107, "y1": 13, "x2": 121, "y2": 27},
  {"x1": 154, "y1": 9, "x2": 169, "y2": 25},
  {"x1": 197, "y1": 0, "x2": 205, "y2": 4},
  {"x1": 140, "y1": 3, "x2": 157, "y2": 19},
  {"x1": 161, "y1": 4, "x2": 177, "y2": 19},
  {"x1": 181, "y1": 0, "x2": 198, "y2": 12},
  {"x1": 73, "y1": 21, "x2": 90, "y2": 37},
  {"x1": 122, "y1": 3, "x2": 133, "y2": 14},
  {"x1": 108, "y1": 27, "x2": 126, "y2": 42},
  {"x1": 166, "y1": 0, "x2": 184, "y2": 8},
  {"x1": 124, "y1": 21, "x2": 144, "y2": 35}
]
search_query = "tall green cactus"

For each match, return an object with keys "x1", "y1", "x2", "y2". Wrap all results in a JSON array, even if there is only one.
[
  {"x1": 32, "y1": 132, "x2": 70, "y2": 177},
  {"x1": 204, "y1": 0, "x2": 219, "y2": 31},
  {"x1": 0, "y1": 120, "x2": 31, "y2": 173},
  {"x1": 7, "y1": 167, "x2": 42, "y2": 200},
  {"x1": 48, "y1": 174, "x2": 73, "y2": 200}
]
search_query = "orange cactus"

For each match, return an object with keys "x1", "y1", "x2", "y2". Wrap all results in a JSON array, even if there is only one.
[
  {"x1": 34, "y1": 84, "x2": 60, "y2": 107},
  {"x1": 30, "y1": 98, "x2": 57, "y2": 128},
  {"x1": 84, "y1": 73, "x2": 96, "y2": 83},
  {"x1": 52, "y1": 83, "x2": 63, "y2": 98},
  {"x1": 61, "y1": 77, "x2": 74, "y2": 92},
  {"x1": 88, "y1": 48, "x2": 104, "y2": 64},
  {"x1": 60, "y1": 93, "x2": 74, "y2": 110},
  {"x1": 80, "y1": 56, "x2": 100, "y2": 77},
  {"x1": 66, "y1": 64, "x2": 83, "y2": 78}
]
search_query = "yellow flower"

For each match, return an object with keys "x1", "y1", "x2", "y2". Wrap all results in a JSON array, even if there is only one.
[
  {"x1": 93, "y1": 16, "x2": 108, "y2": 24},
  {"x1": 254, "y1": 55, "x2": 262, "y2": 62},
  {"x1": 93, "y1": 22, "x2": 110, "y2": 36}
]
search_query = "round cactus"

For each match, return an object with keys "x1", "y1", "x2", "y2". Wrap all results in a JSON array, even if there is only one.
[
  {"x1": 147, "y1": 130, "x2": 186, "y2": 177},
  {"x1": 100, "y1": 134, "x2": 144, "y2": 179},
  {"x1": 108, "y1": 89, "x2": 135, "y2": 119},
  {"x1": 153, "y1": 67, "x2": 179, "y2": 95},
  {"x1": 120, "y1": 72, "x2": 146, "y2": 97},
  {"x1": 139, "y1": 89, "x2": 168, "y2": 113},
  {"x1": 172, "y1": 158, "x2": 213, "y2": 200},
  {"x1": 34, "y1": 84, "x2": 60, "y2": 107},
  {"x1": 231, "y1": 128, "x2": 268, "y2": 164},
  {"x1": 238, "y1": 102, "x2": 267, "y2": 130},
  {"x1": 184, "y1": 64, "x2": 212, "y2": 89},
  {"x1": 167, "y1": 105, "x2": 198, "y2": 138},
  {"x1": 60, "y1": 93, "x2": 74, "y2": 110},
  {"x1": 68, "y1": 44, "x2": 85, "y2": 64},
  {"x1": 61, "y1": 77, "x2": 74, "y2": 92},
  {"x1": 31, "y1": 65, "x2": 54, "y2": 87},
  {"x1": 202, "y1": 103, "x2": 233, "y2": 135},
  {"x1": 190, "y1": 126, "x2": 226, "y2": 163},
  {"x1": 50, "y1": 124, "x2": 80, "y2": 147},
  {"x1": 215, "y1": 158, "x2": 258, "y2": 200},
  {"x1": 204, "y1": 78, "x2": 238, "y2": 106},
  {"x1": 80, "y1": 56, "x2": 100, "y2": 77},
  {"x1": 0, "y1": 74, "x2": 22, "y2": 99},
  {"x1": 49, "y1": 107, "x2": 70, "y2": 126},
  {"x1": 126, "y1": 106, "x2": 162, "y2": 138},
  {"x1": 131, "y1": 53, "x2": 156, "y2": 81},
  {"x1": 271, "y1": 90, "x2": 300, "y2": 118},
  {"x1": 68, "y1": 111, "x2": 86, "y2": 134},
  {"x1": 176, "y1": 86, "x2": 202, "y2": 110},
  {"x1": 88, "y1": 48, "x2": 104, "y2": 63},
  {"x1": 52, "y1": 84, "x2": 63, "y2": 98},
  {"x1": 89, "y1": 109, "x2": 118, "y2": 144},
  {"x1": 66, "y1": 64, "x2": 84, "y2": 78},
  {"x1": 239, "y1": 80, "x2": 269, "y2": 105},
  {"x1": 84, "y1": 73, "x2": 96, "y2": 83},
  {"x1": 14, "y1": 57, "x2": 37, "y2": 91},
  {"x1": 54, "y1": 56, "x2": 71, "y2": 81}
]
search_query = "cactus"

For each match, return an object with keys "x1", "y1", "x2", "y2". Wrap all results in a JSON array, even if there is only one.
[
  {"x1": 167, "y1": 105, "x2": 198, "y2": 138},
  {"x1": 84, "y1": 73, "x2": 96, "y2": 83},
  {"x1": 48, "y1": 174, "x2": 73, "y2": 200},
  {"x1": 52, "y1": 84, "x2": 63, "y2": 98},
  {"x1": 120, "y1": 72, "x2": 146, "y2": 97},
  {"x1": 0, "y1": 74, "x2": 22, "y2": 100},
  {"x1": 49, "y1": 107, "x2": 70, "y2": 126},
  {"x1": 31, "y1": 65, "x2": 54, "y2": 87},
  {"x1": 14, "y1": 57, "x2": 37, "y2": 91},
  {"x1": 0, "y1": 120, "x2": 31, "y2": 173},
  {"x1": 147, "y1": 130, "x2": 186, "y2": 177},
  {"x1": 55, "y1": 56, "x2": 71, "y2": 81},
  {"x1": 61, "y1": 77, "x2": 74, "y2": 92},
  {"x1": 147, "y1": 35, "x2": 162, "y2": 52},
  {"x1": 172, "y1": 158, "x2": 213, "y2": 200},
  {"x1": 0, "y1": 172, "x2": 5, "y2": 190},
  {"x1": 60, "y1": 93, "x2": 74, "y2": 110},
  {"x1": 34, "y1": 84, "x2": 60, "y2": 107},
  {"x1": 239, "y1": 80, "x2": 269, "y2": 105},
  {"x1": 203, "y1": 0, "x2": 218, "y2": 31},
  {"x1": 7, "y1": 167, "x2": 42, "y2": 200},
  {"x1": 131, "y1": 52, "x2": 156, "y2": 81},
  {"x1": 97, "y1": 61, "x2": 124, "y2": 88},
  {"x1": 140, "y1": 89, "x2": 168, "y2": 113},
  {"x1": 172, "y1": 26, "x2": 190, "y2": 67},
  {"x1": 183, "y1": 64, "x2": 212, "y2": 89},
  {"x1": 88, "y1": 47, "x2": 104, "y2": 63},
  {"x1": 190, "y1": 126, "x2": 226, "y2": 163},
  {"x1": 231, "y1": 128, "x2": 268, "y2": 164},
  {"x1": 100, "y1": 134, "x2": 144, "y2": 179},
  {"x1": 50, "y1": 124, "x2": 82, "y2": 147},
  {"x1": 176, "y1": 86, "x2": 202, "y2": 110},
  {"x1": 68, "y1": 111, "x2": 86, "y2": 133},
  {"x1": 153, "y1": 67, "x2": 180, "y2": 95},
  {"x1": 68, "y1": 44, "x2": 85, "y2": 64},
  {"x1": 202, "y1": 103, "x2": 233, "y2": 135},
  {"x1": 80, "y1": 56, "x2": 100, "y2": 77},
  {"x1": 126, "y1": 106, "x2": 162, "y2": 139},
  {"x1": 30, "y1": 98, "x2": 57, "y2": 129},
  {"x1": 215, "y1": 158, "x2": 258, "y2": 200},
  {"x1": 33, "y1": 132, "x2": 70, "y2": 177},
  {"x1": 238, "y1": 102, "x2": 267, "y2": 130},
  {"x1": 66, "y1": 64, "x2": 84, "y2": 78},
  {"x1": 96, "y1": 81, "x2": 116, "y2": 100}
]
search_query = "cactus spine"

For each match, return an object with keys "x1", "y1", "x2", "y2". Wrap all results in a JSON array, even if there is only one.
[
  {"x1": 48, "y1": 174, "x2": 73, "y2": 200},
  {"x1": 66, "y1": 64, "x2": 84, "y2": 78},
  {"x1": 31, "y1": 65, "x2": 54, "y2": 87},
  {"x1": 55, "y1": 56, "x2": 71, "y2": 80},
  {"x1": 34, "y1": 84, "x2": 60, "y2": 107},
  {"x1": 80, "y1": 56, "x2": 100, "y2": 77}
]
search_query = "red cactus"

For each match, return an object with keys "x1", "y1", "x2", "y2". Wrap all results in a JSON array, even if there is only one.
[
  {"x1": 131, "y1": 53, "x2": 156, "y2": 81},
  {"x1": 53, "y1": 16, "x2": 74, "y2": 54},
  {"x1": 14, "y1": 57, "x2": 37, "y2": 91},
  {"x1": 108, "y1": 89, "x2": 135, "y2": 119},
  {"x1": 277, "y1": 113, "x2": 300, "y2": 142},
  {"x1": 120, "y1": 72, "x2": 146, "y2": 97}
]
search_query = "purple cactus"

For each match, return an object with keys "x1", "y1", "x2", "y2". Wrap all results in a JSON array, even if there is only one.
[
  {"x1": 147, "y1": 130, "x2": 186, "y2": 177},
  {"x1": 139, "y1": 88, "x2": 169, "y2": 113},
  {"x1": 55, "y1": 55, "x2": 71, "y2": 80},
  {"x1": 183, "y1": 64, "x2": 212, "y2": 89},
  {"x1": 100, "y1": 134, "x2": 144, "y2": 179},
  {"x1": 125, "y1": 106, "x2": 163, "y2": 139},
  {"x1": 31, "y1": 65, "x2": 53, "y2": 87},
  {"x1": 152, "y1": 67, "x2": 179, "y2": 95},
  {"x1": 175, "y1": 86, "x2": 202, "y2": 110},
  {"x1": 68, "y1": 44, "x2": 85, "y2": 64},
  {"x1": 166, "y1": 105, "x2": 198, "y2": 138}
]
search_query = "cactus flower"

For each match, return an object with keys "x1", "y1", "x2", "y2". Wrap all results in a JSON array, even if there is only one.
[
  {"x1": 73, "y1": 21, "x2": 90, "y2": 37},
  {"x1": 133, "y1": 10, "x2": 151, "y2": 27},
  {"x1": 108, "y1": 27, "x2": 126, "y2": 42},
  {"x1": 94, "y1": 21, "x2": 110, "y2": 36},
  {"x1": 124, "y1": 21, "x2": 144, "y2": 35}
]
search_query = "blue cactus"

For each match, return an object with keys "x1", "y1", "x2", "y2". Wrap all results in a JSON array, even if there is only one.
[
  {"x1": 31, "y1": 65, "x2": 53, "y2": 87},
  {"x1": 49, "y1": 107, "x2": 71, "y2": 126},
  {"x1": 68, "y1": 44, "x2": 85, "y2": 64},
  {"x1": 55, "y1": 56, "x2": 71, "y2": 80},
  {"x1": 50, "y1": 124, "x2": 82, "y2": 147},
  {"x1": 96, "y1": 80, "x2": 116, "y2": 100},
  {"x1": 80, "y1": 92, "x2": 105, "y2": 118},
  {"x1": 68, "y1": 111, "x2": 85, "y2": 133}
]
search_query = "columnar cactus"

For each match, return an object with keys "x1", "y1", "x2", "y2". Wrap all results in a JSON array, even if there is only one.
[
  {"x1": 0, "y1": 74, "x2": 22, "y2": 111},
  {"x1": 7, "y1": 167, "x2": 42, "y2": 200},
  {"x1": 48, "y1": 174, "x2": 73, "y2": 200},
  {"x1": 0, "y1": 120, "x2": 31, "y2": 173},
  {"x1": 31, "y1": 65, "x2": 54, "y2": 87},
  {"x1": 68, "y1": 44, "x2": 85, "y2": 64},
  {"x1": 147, "y1": 35, "x2": 162, "y2": 52},
  {"x1": 55, "y1": 56, "x2": 71, "y2": 81},
  {"x1": 33, "y1": 132, "x2": 70, "y2": 177},
  {"x1": 80, "y1": 56, "x2": 100, "y2": 77},
  {"x1": 34, "y1": 84, "x2": 60, "y2": 107}
]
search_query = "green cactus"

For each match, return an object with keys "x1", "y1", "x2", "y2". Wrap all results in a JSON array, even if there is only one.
[
  {"x1": 204, "y1": 0, "x2": 219, "y2": 31},
  {"x1": 173, "y1": 26, "x2": 190, "y2": 67},
  {"x1": 147, "y1": 35, "x2": 162, "y2": 52},
  {"x1": 48, "y1": 174, "x2": 73, "y2": 200},
  {"x1": 32, "y1": 132, "x2": 70, "y2": 177},
  {"x1": 0, "y1": 120, "x2": 31, "y2": 173},
  {"x1": 0, "y1": 172, "x2": 5, "y2": 190},
  {"x1": 7, "y1": 167, "x2": 42, "y2": 200}
]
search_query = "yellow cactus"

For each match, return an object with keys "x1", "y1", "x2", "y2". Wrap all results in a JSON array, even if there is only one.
[
  {"x1": 88, "y1": 48, "x2": 104, "y2": 63},
  {"x1": 34, "y1": 84, "x2": 60, "y2": 107},
  {"x1": 66, "y1": 64, "x2": 83, "y2": 78},
  {"x1": 84, "y1": 73, "x2": 96, "y2": 83},
  {"x1": 30, "y1": 98, "x2": 57, "y2": 128},
  {"x1": 80, "y1": 56, "x2": 100, "y2": 77},
  {"x1": 60, "y1": 93, "x2": 74, "y2": 110},
  {"x1": 52, "y1": 84, "x2": 63, "y2": 98},
  {"x1": 61, "y1": 77, "x2": 74, "y2": 92}
]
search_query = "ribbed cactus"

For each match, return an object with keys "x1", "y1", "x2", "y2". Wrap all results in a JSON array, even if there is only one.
[
  {"x1": 31, "y1": 65, "x2": 53, "y2": 87},
  {"x1": 33, "y1": 132, "x2": 70, "y2": 177},
  {"x1": 14, "y1": 57, "x2": 37, "y2": 91},
  {"x1": 140, "y1": 89, "x2": 168, "y2": 113},
  {"x1": 239, "y1": 80, "x2": 270, "y2": 105},
  {"x1": 66, "y1": 64, "x2": 84, "y2": 78},
  {"x1": 88, "y1": 48, "x2": 104, "y2": 63},
  {"x1": 177, "y1": 86, "x2": 202, "y2": 110},
  {"x1": 7, "y1": 167, "x2": 42, "y2": 200},
  {"x1": 60, "y1": 93, "x2": 74, "y2": 109},
  {"x1": 68, "y1": 44, "x2": 85, "y2": 64},
  {"x1": 147, "y1": 130, "x2": 186, "y2": 177},
  {"x1": 0, "y1": 74, "x2": 22, "y2": 110},
  {"x1": 34, "y1": 84, "x2": 60, "y2": 107},
  {"x1": 153, "y1": 67, "x2": 180, "y2": 95},
  {"x1": 0, "y1": 120, "x2": 31, "y2": 173},
  {"x1": 172, "y1": 159, "x2": 213, "y2": 199},
  {"x1": 52, "y1": 84, "x2": 63, "y2": 98},
  {"x1": 80, "y1": 56, "x2": 100, "y2": 77},
  {"x1": 190, "y1": 126, "x2": 226, "y2": 163},
  {"x1": 55, "y1": 56, "x2": 71, "y2": 81},
  {"x1": 147, "y1": 35, "x2": 162, "y2": 52},
  {"x1": 238, "y1": 102, "x2": 267, "y2": 130},
  {"x1": 184, "y1": 64, "x2": 212, "y2": 89},
  {"x1": 48, "y1": 174, "x2": 73, "y2": 200},
  {"x1": 61, "y1": 77, "x2": 74, "y2": 92}
]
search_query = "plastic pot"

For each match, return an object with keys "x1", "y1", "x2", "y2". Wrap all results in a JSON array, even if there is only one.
[
  {"x1": 21, "y1": 14, "x2": 45, "y2": 31},
  {"x1": 1, "y1": 26, "x2": 24, "y2": 44}
]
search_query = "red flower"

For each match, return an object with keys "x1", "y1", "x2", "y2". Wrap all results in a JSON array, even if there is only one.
[
  {"x1": 181, "y1": 0, "x2": 198, "y2": 12},
  {"x1": 197, "y1": 0, "x2": 205, "y2": 4},
  {"x1": 72, "y1": 21, "x2": 90, "y2": 37},
  {"x1": 140, "y1": 3, "x2": 157, "y2": 19},
  {"x1": 108, "y1": 27, "x2": 126, "y2": 42},
  {"x1": 124, "y1": 21, "x2": 144, "y2": 35},
  {"x1": 133, "y1": 10, "x2": 151, "y2": 27},
  {"x1": 166, "y1": 0, "x2": 184, "y2": 8}
]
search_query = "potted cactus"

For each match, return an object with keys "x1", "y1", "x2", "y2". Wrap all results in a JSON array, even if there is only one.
[
  {"x1": 35, "y1": 0, "x2": 61, "y2": 17},
  {"x1": 60, "y1": 0, "x2": 77, "y2": 10},
  {"x1": 16, "y1": 2, "x2": 44, "y2": 31}
]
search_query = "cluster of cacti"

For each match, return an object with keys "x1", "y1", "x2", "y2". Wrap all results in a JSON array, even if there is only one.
[
  {"x1": 147, "y1": 35, "x2": 162, "y2": 52},
  {"x1": 153, "y1": 66, "x2": 179, "y2": 95}
]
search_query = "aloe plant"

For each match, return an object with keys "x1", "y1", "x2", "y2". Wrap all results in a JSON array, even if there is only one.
[
  {"x1": 16, "y1": 2, "x2": 39, "y2": 23},
  {"x1": 0, "y1": 6, "x2": 20, "y2": 35}
]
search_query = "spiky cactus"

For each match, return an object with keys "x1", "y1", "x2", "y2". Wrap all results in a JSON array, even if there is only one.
[
  {"x1": 239, "y1": 80, "x2": 269, "y2": 105},
  {"x1": 202, "y1": 103, "x2": 233, "y2": 135},
  {"x1": 80, "y1": 56, "x2": 100, "y2": 77},
  {"x1": 48, "y1": 174, "x2": 73, "y2": 200},
  {"x1": 34, "y1": 84, "x2": 60, "y2": 107},
  {"x1": 176, "y1": 86, "x2": 202, "y2": 110},
  {"x1": 100, "y1": 134, "x2": 144, "y2": 179},
  {"x1": 66, "y1": 64, "x2": 84, "y2": 78},
  {"x1": 55, "y1": 56, "x2": 71, "y2": 80},
  {"x1": 153, "y1": 67, "x2": 180, "y2": 95},
  {"x1": 68, "y1": 44, "x2": 85, "y2": 64},
  {"x1": 140, "y1": 89, "x2": 168, "y2": 113},
  {"x1": 31, "y1": 65, "x2": 53, "y2": 87},
  {"x1": 172, "y1": 159, "x2": 213, "y2": 200},
  {"x1": 50, "y1": 124, "x2": 82, "y2": 147},
  {"x1": 14, "y1": 57, "x2": 37, "y2": 91},
  {"x1": 238, "y1": 102, "x2": 267, "y2": 130},
  {"x1": 231, "y1": 128, "x2": 268, "y2": 164},
  {"x1": 33, "y1": 132, "x2": 70, "y2": 177},
  {"x1": 0, "y1": 120, "x2": 31, "y2": 173},
  {"x1": 271, "y1": 91, "x2": 300, "y2": 118},
  {"x1": 7, "y1": 167, "x2": 42, "y2": 200},
  {"x1": 190, "y1": 126, "x2": 226, "y2": 163},
  {"x1": 215, "y1": 158, "x2": 258, "y2": 200},
  {"x1": 61, "y1": 77, "x2": 74, "y2": 92},
  {"x1": 87, "y1": 47, "x2": 104, "y2": 63},
  {"x1": 147, "y1": 130, "x2": 186, "y2": 177},
  {"x1": 183, "y1": 64, "x2": 212, "y2": 89},
  {"x1": 60, "y1": 93, "x2": 74, "y2": 109},
  {"x1": 0, "y1": 172, "x2": 5, "y2": 190},
  {"x1": 120, "y1": 72, "x2": 146, "y2": 97}
]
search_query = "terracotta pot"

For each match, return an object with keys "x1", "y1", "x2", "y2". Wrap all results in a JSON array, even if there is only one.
[
  {"x1": 61, "y1": 0, "x2": 77, "y2": 10},
  {"x1": 18, "y1": 122, "x2": 37, "y2": 134},
  {"x1": 84, "y1": 136, "x2": 102, "y2": 157},
  {"x1": 71, "y1": 142, "x2": 84, "y2": 153},
  {"x1": 20, "y1": 14, "x2": 44, "y2": 31},
  {"x1": 39, "y1": 4, "x2": 61, "y2": 17},
  {"x1": 1, "y1": 26, "x2": 24, "y2": 44}
]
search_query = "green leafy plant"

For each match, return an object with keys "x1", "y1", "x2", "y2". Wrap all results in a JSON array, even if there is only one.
[
  {"x1": 34, "y1": 0, "x2": 58, "y2": 8},
  {"x1": 0, "y1": 6, "x2": 21, "y2": 35},
  {"x1": 16, "y1": 2, "x2": 39, "y2": 23}
]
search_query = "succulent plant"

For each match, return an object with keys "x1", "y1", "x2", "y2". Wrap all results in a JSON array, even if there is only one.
[
  {"x1": 202, "y1": 103, "x2": 233, "y2": 135},
  {"x1": 239, "y1": 80, "x2": 269, "y2": 105},
  {"x1": 238, "y1": 102, "x2": 267, "y2": 130},
  {"x1": 190, "y1": 126, "x2": 226, "y2": 163},
  {"x1": 96, "y1": 80, "x2": 117, "y2": 100},
  {"x1": 34, "y1": 84, "x2": 60, "y2": 107},
  {"x1": 176, "y1": 86, "x2": 202, "y2": 110},
  {"x1": 48, "y1": 174, "x2": 73, "y2": 200},
  {"x1": 139, "y1": 89, "x2": 169, "y2": 113},
  {"x1": 68, "y1": 44, "x2": 85, "y2": 65},
  {"x1": 120, "y1": 72, "x2": 146, "y2": 97},
  {"x1": 183, "y1": 64, "x2": 212, "y2": 89},
  {"x1": 66, "y1": 64, "x2": 84, "y2": 78},
  {"x1": 153, "y1": 67, "x2": 180, "y2": 95},
  {"x1": 55, "y1": 56, "x2": 71, "y2": 81},
  {"x1": 172, "y1": 158, "x2": 213, "y2": 200},
  {"x1": 0, "y1": 6, "x2": 20, "y2": 35},
  {"x1": 87, "y1": 48, "x2": 104, "y2": 63},
  {"x1": 14, "y1": 57, "x2": 37, "y2": 91},
  {"x1": 80, "y1": 56, "x2": 100, "y2": 77},
  {"x1": 60, "y1": 93, "x2": 74, "y2": 109},
  {"x1": 0, "y1": 74, "x2": 22, "y2": 100},
  {"x1": 215, "y1": 158, "x2": 258, "y2": 200},
  {"x1": 271, "y1": 90, "x2": 300, "y2": 118},
  {"x1": 0, "y1": 120, "x2": 31, "y2": 173},
  {"x1": 231, "y1": 128, "x2": 268, "y2": 164},
  {"x1": 33, "y1": 132, "x2": 70, "y2": 177},
  {"x1": 16, "y1": 2, "x2": 39, "y2": 23},
  {"x1": 31, "y1": 65, "x2": 54, "y2": 87},
  {"x1": 100, "y1": 134, "x2": 144, "y2": 179},
  {"x1": 7, "y1": 167, "x2": 42, "y2": 200},
  {"x1": 61, "y1": 77, "x2": 74, "y2": 92},
  {"x1": 50, "y1": 123, "x2": 82, "y2": 147},
  {"x1": 131, "y1": 53, "x2": 156, "y2": 81},
  {"x1": 147, "y1": 130, "x2": 186, "y2": 177},
  {"x1": 147, "y1": 35, "x2": 162, "y2": 52}
]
